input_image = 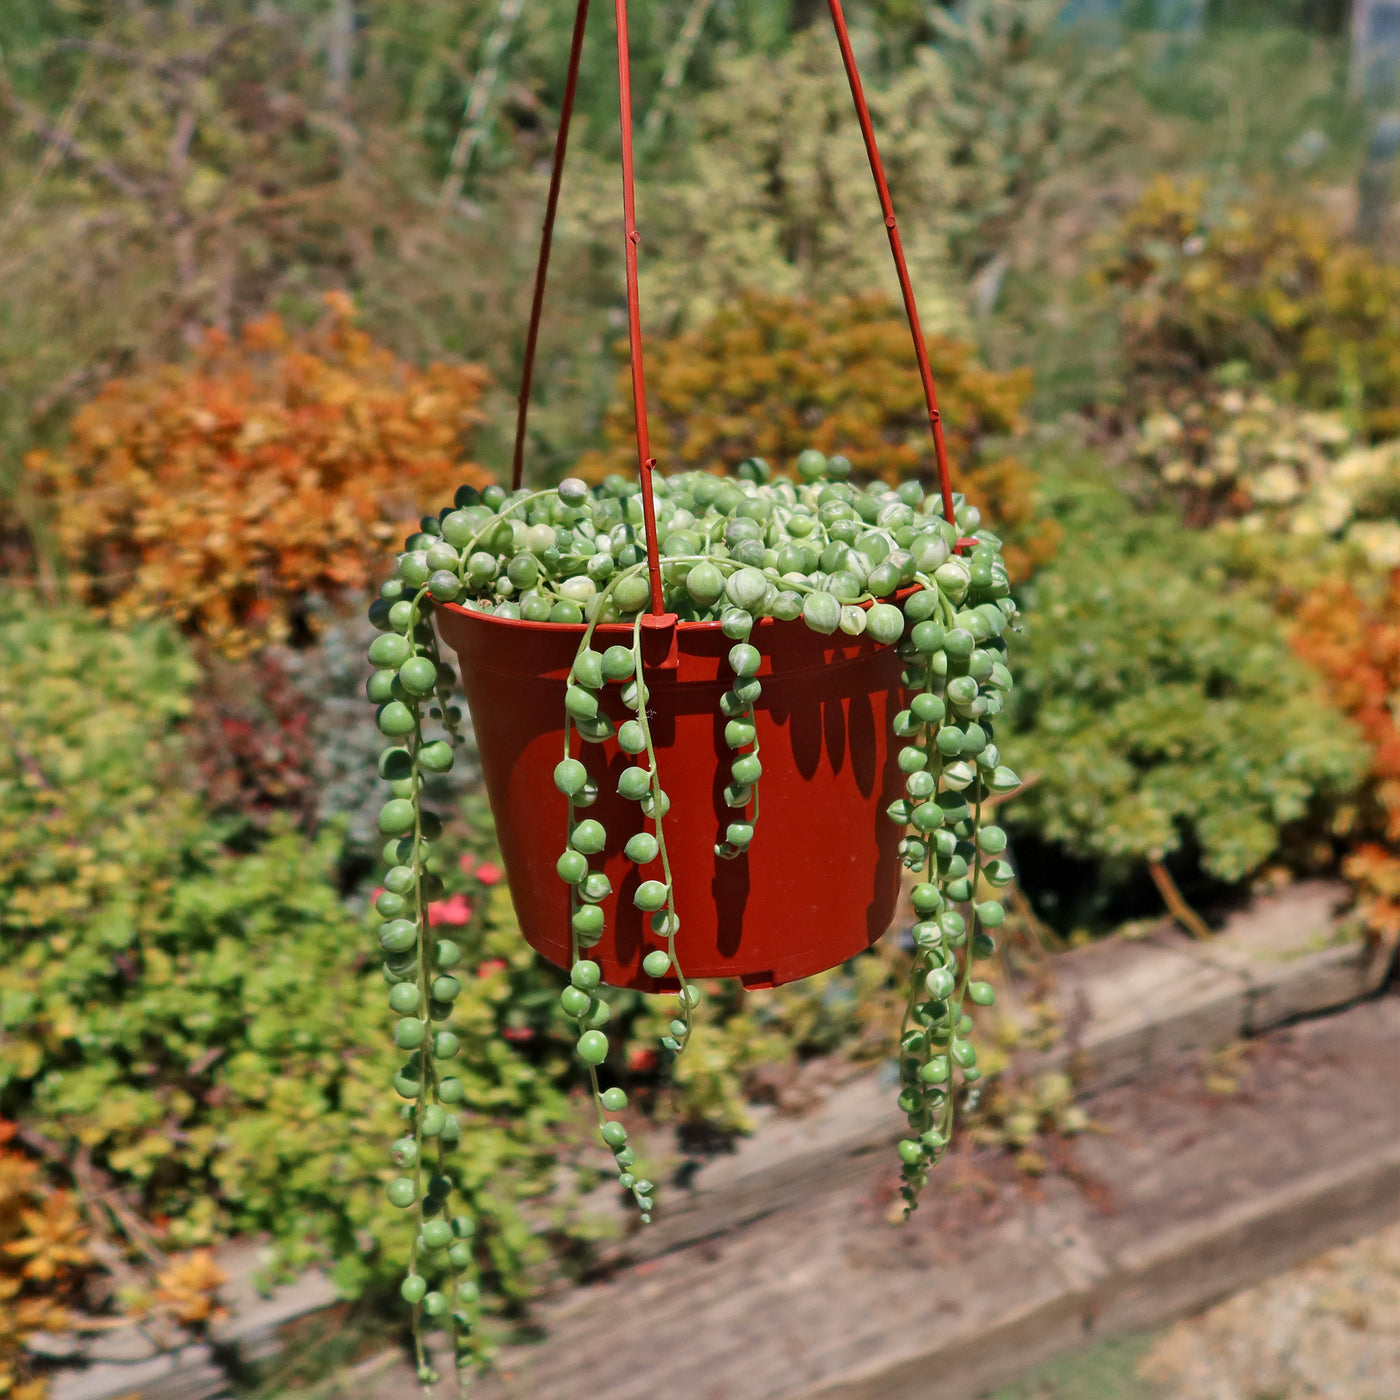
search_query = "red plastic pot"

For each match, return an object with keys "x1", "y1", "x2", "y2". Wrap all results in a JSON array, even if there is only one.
[{"x1": 435, "y1": 603, "x2": 906, "y2": 991}]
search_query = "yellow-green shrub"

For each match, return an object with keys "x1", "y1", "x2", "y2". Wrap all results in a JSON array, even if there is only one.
[
  {"x1": 0, "y1": 599, "x2": 571, "y2": 1306},
  {"x1": 1101, "y1": 178, "x2": 1400, "y2": 439}
]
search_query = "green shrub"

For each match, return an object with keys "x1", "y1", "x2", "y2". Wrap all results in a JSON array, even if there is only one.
[
  {"x1": 0, "y1": 599, "x2": 571, "y2": 1305},
  {"x1": 607, "y1": 29, "x2": 965, "y2": 336},
  {"x1": 1004, "y1": 470, "x2": 1367, "y2": 886}
]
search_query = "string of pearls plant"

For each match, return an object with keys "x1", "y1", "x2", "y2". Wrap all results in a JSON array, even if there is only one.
[{"x1": 365, "y1": 450, "x2": 1020, "y2": 1380}]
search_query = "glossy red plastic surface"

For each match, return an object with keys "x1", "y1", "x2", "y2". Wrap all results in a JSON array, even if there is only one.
[{"x1": 435, "y1": 602, "x2": 906, "y2": 990}]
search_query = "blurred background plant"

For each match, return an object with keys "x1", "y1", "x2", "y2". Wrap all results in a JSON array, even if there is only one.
[
  {"x1": 1, "y1": 1125, "x2": 91, "y2": 1400},
  {"x1": 1100, "y1": 177, "x2": 1400, "y2": 436},
  {"x1": 1289, "y1": 570, "x2": 1400, "y2": 943},
  {"x1": 2, "y1": 0, "x2": 1399, "y2": 1389},
  {"x1": 25, "y1": 298, "x2": 490, "y2": 655},
  {"x1": 1131, "y1": 378, "x2": 1400, "y2": 563},
  {"x1": 1003, "y1": 460, "x2": 1369, "y2": 932}
]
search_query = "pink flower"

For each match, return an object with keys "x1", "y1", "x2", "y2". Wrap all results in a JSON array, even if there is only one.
[
  {"x1": 428, "y1": 893, "x2": 472, "y2": 927},
  {"x1": 459, "y1": 853, "x2": 478, "y2": 875},
  {"x1": 477, "y1": 958, "x2": 509, "y2": 978},
  {"x1": 475, "y1": 862, "x2": 503, "y2": 886},
  {"x1": 501, "y1": 1026, "x2": 534, "y2": 1043},
  {"x1": 370, "y1": 886, "x2": 385, "y2": 903}
]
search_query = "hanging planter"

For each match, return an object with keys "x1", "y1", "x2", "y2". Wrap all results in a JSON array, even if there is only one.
[
  {"x1": 434, "y1": 551, "x2": 910, "y2": 992},
  {"x1": 360, "y1": 0, "x2": 1022, "y2": 1387}
]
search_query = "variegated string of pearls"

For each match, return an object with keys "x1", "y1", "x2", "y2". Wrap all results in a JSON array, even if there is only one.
[
  {"x1": 883, "y1": 580, "x2": 1020, "y2": 1216},
  {"x1": 364, "y1": 583, "x2": 481, "y2": 1389},
  {"x1": 365, "y1": 449, "x2": 1020, "y2": 1377}
]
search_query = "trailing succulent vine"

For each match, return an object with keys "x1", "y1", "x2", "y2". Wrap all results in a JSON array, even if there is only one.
[{"x1": 365, "y1": 449, "x2": 1019, "y2": 1382}]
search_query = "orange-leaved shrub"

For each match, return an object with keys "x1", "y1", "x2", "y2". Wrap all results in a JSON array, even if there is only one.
[
  {"x1": 580, "y1": 293, "x2": 1058, "y2": 579},
  {"x1": 30, "y1": 295, "x2": 492, "y2": 655},
  {"x1": 1291, "y1": 571, "x2": 1400, "y2": 940},
  {"x1": 1, "y1": 1130, "x2": 91, "y2": 1400}
]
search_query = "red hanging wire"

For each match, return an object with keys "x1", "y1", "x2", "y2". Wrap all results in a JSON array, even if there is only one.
[
  {"x1": 510, "y1": 0, "x2": 591, "y2": 491},
  {"x1": 825, "y1": 0, "x2": 959, "y2": 531},
  {"x1": 513, "y1": 0, "x2": 965, "y2": 573},
  {"x1": 613, "y1": 0, "x2": 667, "y2": 617}
]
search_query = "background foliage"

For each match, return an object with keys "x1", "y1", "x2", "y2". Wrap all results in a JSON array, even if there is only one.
[
  {"x1": 28, "y1": 299, "x2": 490, "y2": 655},
  {"x1": 1005, "y1": 466, "x2": 1367, "y2": 919},
  {"x1": 1290, "y1": 572, "x2": 1400, "y2": 940},
  {"x1": 0, "y1": 601, "x2": 580, "y2": 1314},
  {"x1": 1, "y1": 1130, "x2": 90, "y2": 1400},
  {"x1": 1102, "y1": 178, "x2": 1400, "y2": 438},
  {"x1": 1, "y1": 0, "x2": 1397, "y2": 1387},
  {"x1": 1132, "y1": 380, "x2": 1400, "y2": 567}
]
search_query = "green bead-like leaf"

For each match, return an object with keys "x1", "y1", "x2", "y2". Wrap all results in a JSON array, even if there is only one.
[
  {"x1": 601, "y1": 645, "x2": 635, "y2": 680},
  {"x1": 570, "y1": 819, "x2": 607, "y2": 855},
  {"x1": 418, "y1": 740, "x2": 455, "y2": 773},
  {"x1": 369, "y1": 633, "x2": 412, "y2": 669},
  {"x1": 376, "y1": 701, "x2": 416, "y2": 737},
  {"x1": 633, "y1": 880, "x2": 669, "y2": 911},
  {"x1": 574, "y1": 650, "x2": 605, "y2": 689},
  {"x1": 565, "y1": 685, "x2": 599, "y2": 721},
  {"x1": 802, "y1": 591, "x2": 840, "y2": 635}
]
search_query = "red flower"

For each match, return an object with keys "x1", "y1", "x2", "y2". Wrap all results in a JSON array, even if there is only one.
[
  {"x1": 627, "y1": 1047, "x2": 658, "y2": 1072},
  {"x1": 501, "y1": 1026, "x2": 535, "y2": 1043},
  {"x1": 475, "y1": 861, "x2": 503, "y2": 886},
  {"x1": 370, "y1": 886, "x2": 385, "y2": 903},
  {"x1": 428, "y1": 893, "x2": 472, "y2": 927},
  {"x1": 477, "y1": 958, "x2": 509, "y2": 978}
]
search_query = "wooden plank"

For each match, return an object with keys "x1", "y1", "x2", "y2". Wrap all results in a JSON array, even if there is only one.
[
  {"x1": 460, "y1": 998, "x2": 1400, "y2": 1400},
  {"x1": 595, "y1": 881, "x2": 1392, "y2": 1264}
]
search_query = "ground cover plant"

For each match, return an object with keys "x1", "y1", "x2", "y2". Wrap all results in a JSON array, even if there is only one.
[{"x1": 0, "y1": 597, "x2": 594, "y2": 1382}]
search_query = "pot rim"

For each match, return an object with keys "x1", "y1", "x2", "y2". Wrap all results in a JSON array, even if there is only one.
[{"x1": 436, "y1": 582, "x2": 928, "y2": 638}]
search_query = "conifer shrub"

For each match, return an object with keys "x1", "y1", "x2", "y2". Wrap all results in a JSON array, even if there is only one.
[{"x1": 1004, "y1": 475, "x2": 1367, "y2": 899}]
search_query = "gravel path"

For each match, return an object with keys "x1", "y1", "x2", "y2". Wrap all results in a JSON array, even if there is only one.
[{"x1": 1137, "y1": 1222, "x2": 1400, "y2": 1400}]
